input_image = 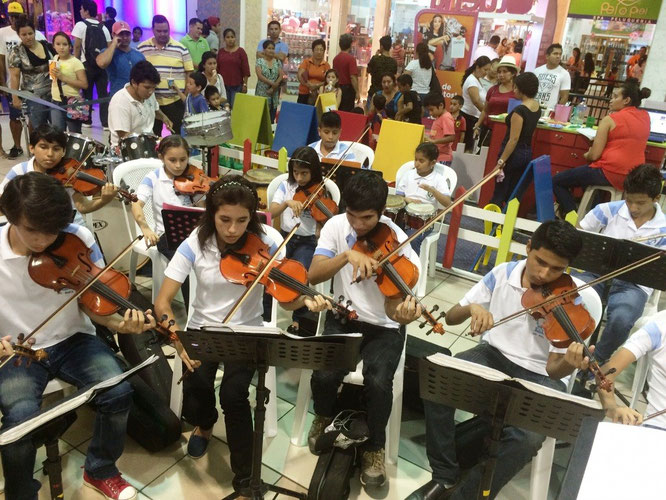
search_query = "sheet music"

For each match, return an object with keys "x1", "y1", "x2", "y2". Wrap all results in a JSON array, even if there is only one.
[
  {"x1": 0, "y1": 355, "x2": 158, "y2": 446},
  {"x1": 577, "y1": 127, "x2": 597, "y2": 141},
  {"x1": 577, "y1": 422, "x2": 666, "y2": 499}
]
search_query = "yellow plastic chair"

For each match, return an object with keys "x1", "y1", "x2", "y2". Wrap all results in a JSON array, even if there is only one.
[{"x1": 495, "y1": 198, "x2": 519, "y2": 265}]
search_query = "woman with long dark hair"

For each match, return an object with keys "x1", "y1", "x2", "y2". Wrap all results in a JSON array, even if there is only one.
[
  {"x1": 404, "y1": 41, "x2": 433, "y2": 104},
  {"x1": 422, "y1": 14, "x2": 446, "y2": 70},
  {"x1": 577, "y1": 52, "x2": 595, "y2": 93},
  {"x1": 459, "y1": 55, "x2": 491, "y2": 152},
  {"x1": 567, "y1": 47, "x2": 582, "y2": 89}
]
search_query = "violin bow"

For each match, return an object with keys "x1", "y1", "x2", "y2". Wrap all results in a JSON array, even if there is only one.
[
  {"x1": 632, "y1": 233, "x2": 666, "y2": 243},
  {"x1": 643, "y1": 407, "x2": 666, "y2": 423},
  {"x1": 222, "y1": 224, "x2": 301, "y2": 324},
  {"x1": 0, "y1": 235, "x2": 143, "y2": 370},
  {"x1": 301, "y1": 123, "x2": 372, "y2": 213},
  {"x1": 367, "y1": 166, "x2": 502, "y2": 273}
]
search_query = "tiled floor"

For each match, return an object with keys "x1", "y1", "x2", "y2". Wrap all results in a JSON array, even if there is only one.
[{"x1": 0, "y1": 114, "x2": 652, "y2": 499}]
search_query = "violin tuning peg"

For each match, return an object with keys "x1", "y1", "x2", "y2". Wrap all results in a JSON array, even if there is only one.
[
  {"x1": 17, "y1": 333, "x2": 25, "y2": 343},
  {"x1": 437, "y1": 312, "x2": 446, "y2": 321},
  {"x1": 168, "y1": 319, "x2": 176, "y2": 327},
  {"x1": 431, "y1": 304, "x2": 439, "y2": 312},
  {"x1": 346, "y1": 300, "x2": 353, "y2": 308},
  {"x1": 426, "y1": 329, "x2": 433, "y2": 336},
  {"x1": 161, "y1": 314, "x2": 168, "y2": 321},
  {"x1": 338, "y1": 295, "x2": 345, "y2": 303},
  {"x1": 419, "y1": 321, "x2": 427, "y2": 329}
]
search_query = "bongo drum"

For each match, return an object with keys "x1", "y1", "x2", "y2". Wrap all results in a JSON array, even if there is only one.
[
  {"x1": 384, "y1": 194, "x2": 406, "y2": 225},
  {"x1": 243, "y1": 168, "x2": 282, "y2": 210},
  {"x1": 405, "y1": 202, "x2": 436, "y2": 229}
]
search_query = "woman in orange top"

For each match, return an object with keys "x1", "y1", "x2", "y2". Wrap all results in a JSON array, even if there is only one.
[
  {"x1": 552, "y1": 82, "x2": 651, "y2": 215},
  {"x1": 297, "y1": 39, "x2": 330, "y2": 105}
]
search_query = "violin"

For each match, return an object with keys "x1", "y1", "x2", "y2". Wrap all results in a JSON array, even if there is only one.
[
  {"x1": 293, "y1": 183, "x2": 338, "y2": 223},
  {"x1": 50, "y1": 157, "x2": 138, "y2": 203},
  {"x1": 219, "y1": 232, "x2": 358, "y2": 323},
  {"x1": 353, "y1": 222, "x2": 445, "y2": 335},
  {"x1": 522, "y1": 274, "x2": 613, "y2": 392},
  {"x1": 173, "y1": 165, "x2": 218, "y2": 196}
]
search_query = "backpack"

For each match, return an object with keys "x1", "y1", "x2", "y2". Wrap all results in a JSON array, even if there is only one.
[{"x1": 83, "y1": 19, "x2": 107, "y2": 66}]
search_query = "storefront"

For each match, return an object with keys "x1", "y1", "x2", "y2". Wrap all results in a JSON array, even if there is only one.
[{"x1": 562, "y1": 0, "x2": 662, "y2": 79}]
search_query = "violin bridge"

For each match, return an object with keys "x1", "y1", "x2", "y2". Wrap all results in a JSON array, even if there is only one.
[{"x1": 70, "y1": 264, "x2": 81, "y2": 278}]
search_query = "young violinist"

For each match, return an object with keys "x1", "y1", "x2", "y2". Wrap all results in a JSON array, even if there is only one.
[
  {"x1": 407, "y1": 220, "x2": 594, "y2": 500},
  {"x1": 269, "y1": 146, "x2": 328, "y2": 334},
  {"x1": 0, "y1": 124, "x2": 118, "y2": 224},
  {"x1": 577, "y1": 164, "x2": 666, "y2": 365},
  {"x1": 154, "y1": 175, "x2": 330, "y2": 495},
  {"x1": 396, "y1": 142, "x2": 453, "y2": 254},
  {"x1": 0, "y1": 172, "x2": 156, "y2": 500},
  {"x1": 308, "y1": 111, "x2": 358, "y2": 163},
  {"x1": 307, "y1": 171, "x2": 423, "y2": 489}
]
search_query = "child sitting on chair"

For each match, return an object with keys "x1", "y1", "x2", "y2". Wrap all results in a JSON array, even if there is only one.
[
  {"x1": 308, "y1": 111, "x2": 358, "y2": 164},
  {"x1": 395, "y1": 142, "x2": 452, "y2": 253}
]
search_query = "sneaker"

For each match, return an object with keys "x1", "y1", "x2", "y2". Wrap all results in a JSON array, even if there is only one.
[
  {"x1": 103, "y1": 127, "x2": 109, "y2": 132},
  {"x1": 83, "y1": 471, "x2": 137, "y2": 500},
  {"x1": 361, "y1": 448, "x2": 386, "y2": 487},
  {"x1": 82, "y1": 123, "x2": 92, "y2": 129},
  {"x1": 187, "y1": 426, "x2": 211, "y2": 458},
  {"x1": 7, "y1": 146, "x2": 22, "y2": 159},
  {"x1": 307, "y1": 415, "x2": 332, "y2": 455}
]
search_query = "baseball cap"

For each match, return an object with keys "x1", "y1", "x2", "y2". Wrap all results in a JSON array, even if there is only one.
[
  {"x1": 7, "y1": 2, "x2": 24, "y2": 15},
  {"x1": 112, "y1": 21, "x2": 131, "y2": 36},
  {"x1": 207, "y1": 16, "x2": 220, "y2": 27}
]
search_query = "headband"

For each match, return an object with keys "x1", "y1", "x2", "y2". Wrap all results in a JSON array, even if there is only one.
[{"x1": 211, "y1": 180, "x2": 258, "y2": 203}]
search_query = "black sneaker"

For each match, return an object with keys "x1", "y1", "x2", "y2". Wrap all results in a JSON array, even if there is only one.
[
  {"x1": 7, "y1": 147, "x2": 22, "y2": 159},
  {"x1": 308, "y1": 415, "x2": 333, "y2": 455},
  {"x1": 360, "y1": 448, "x2": 386, "y2": 487}
]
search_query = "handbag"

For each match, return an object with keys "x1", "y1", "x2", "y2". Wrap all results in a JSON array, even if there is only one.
[{"x1": 55, "y1": 61, "x2": 90, "y2": 122}]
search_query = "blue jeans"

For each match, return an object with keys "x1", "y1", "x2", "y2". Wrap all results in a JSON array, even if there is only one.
[
  {"x1": 0, "y1": 333, "x2": 132, "y2": 499},
  {"x1": 25, "y1": 99, "x2": 50, "y2": 130},
  {"x1": 225, "y1": 85, "x2": 242, "y2": 107},
  {"x1": 281, "y1": 232, "x2": 317, "y2": 324},
  {"x1": 50, "y1": 106, "x2": 82, "y2": 134},
  {"x1": 311, "y1": 313, "x2": 405, "y2": 449},
  {"x1": 424, "y1": 343, "x2": 564, "y2": 498},
  {"x1": 405, "y1": 226, "x2": 433, "y2": 255},
  {"x1": 575, "y1": 272, "x2": 648, "y2": 363},
  {"x1": 552, "y1": 165, "x2": 611, "y2": 215},
  {"x1": 489, "y1": 142, "x2": 533, "y2": 207}
]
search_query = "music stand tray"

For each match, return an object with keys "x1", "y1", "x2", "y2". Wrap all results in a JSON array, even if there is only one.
[
  {"x1": 161, "y1": 207, "x2": 204, "y2": 251},
  {"x1": 419, "y1": 354, "x2": 605, "y2": 500},
  {"x1": 177, "y1": 326, "x2": 362, "y2": 500}
]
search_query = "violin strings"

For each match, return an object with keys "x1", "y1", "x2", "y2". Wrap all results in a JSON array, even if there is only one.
[{"x1": 267, "y1": 268, "x2": 347, "y2": 313}]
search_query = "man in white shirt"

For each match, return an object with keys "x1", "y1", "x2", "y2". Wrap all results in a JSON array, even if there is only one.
[
  {"x1": 72, "y1": 0, "x2": 111, "y2": 129},
  {"x1": 533, "y1": 43, "x2": 571, "y2": 111},
  {"x1": 407, "y1": 220, "x2": 592, "y2": 500},
  {"x1": 473, "y1": 35, "x2": 500, "y2": 63},
  {"x1": 108, "y1": 61, "x2": 172, "y2": 150},
  {"x1": 0, "y1": 2, "x2": 47, "y2": 158}
]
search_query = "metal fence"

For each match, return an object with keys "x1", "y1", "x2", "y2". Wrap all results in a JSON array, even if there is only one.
[{"x1": 569, "y1": 77, "x2": 624, "y2": 126}]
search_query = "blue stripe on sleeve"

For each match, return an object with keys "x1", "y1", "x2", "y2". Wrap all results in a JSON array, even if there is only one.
[
  {"x1": 5, "y1": 170, "x2": 17, "y2": 181},
  {"x1": 89, "y1": 242, "x2": 105, "y2": 266},
  {"x1": 139, "y1": 176, "x2": 154, "y2": 188},
  {"x1": 482, "y1": 270, "x2": 497, "y2": 292},
  {"x1": 590, "y1": 205, "x2": 608, "y2": 227},
  {"x1": 645, "y1": 322, "x2": 663, "y2": 350},
  {"x1": 504, "y1": 260, "x2": 519, "y2": 279},
  {"x1": 608, "y1": 201, "x2": 623, "y2": 217},
  {"x1": 177, "y1": 241, "x2": 196, "y2": 263},
  {"x1": 314, "y1": 247, "x2": 335, "y2": 258}
]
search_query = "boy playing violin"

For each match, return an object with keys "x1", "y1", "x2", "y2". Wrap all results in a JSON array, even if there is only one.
[
  {"x1": 307, "y1": 171, "x2": 423, "y2": 490},
  {"x1": 407, "y1": 220, "x2": 595, "y2": 500},
  {"x1": 0, "y1": 124, "x2": 118, "y2": 224},
  {"x1": 0, "y1": 172, "x2": 156, "y2": 500}
]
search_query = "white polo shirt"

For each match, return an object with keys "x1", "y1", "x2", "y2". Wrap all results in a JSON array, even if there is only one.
[
  {"x1": 580, "y1": 200, "x2": 666, "y2": 295},
  {"x1": 0, "y1": 224, "x2": 101, "y2": 350},
  {"x1": 136, "y1": 165, "x2": 196, "y2": 234},
  {"x1": 108, "y1": 84, "x2": 159, "y2": 148},
  {"x1": 460, "y1": 260, "x2": 568, "y2": 376},
  {"x1": 271, "y1": 180, "x2": 317, "y2": 236},
  {"x1": 0, "y1": 158, "x2": 83, "y2": 225},
  {"x1": 314, "y1": 214, "x2": 421, "y2": 328},
  {"x1": 164, "y1": 227, "x2": 282, "y2": 328},
  {"x1": 623, "y1": 321, "x2": 666, "y2": 429},
  {"x1": 307, "y1": 140, "x2": 359, "y2": 165},
  {"x1": 395, "y1": 167, "x2": 452, "y2": 209}
]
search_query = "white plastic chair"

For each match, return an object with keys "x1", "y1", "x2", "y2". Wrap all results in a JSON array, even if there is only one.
[
  {"x1": 629, "y1": 308, "x2": 666, "y2": 408},
  {"x1": 395, "y1": 161, "x2": 458, "y2": 297},
  {"x1": 266, "y1": 173, "x2": 341, "y2": 208},
  {"x1": 529, "y1": 278, "x2": 602, "y2": 500},
  {"x1": 290, "y1": 278, "x2": 407, "y2": 465},
  {"x1": 339, "y1": 141, "x2": 374, "y2": 168},
  {"x1": 169, "y1": 224, "x2": 281, "y2": 438},
  {"x1": 112, "y1": 158, "x2": 166, "y2": 302}
]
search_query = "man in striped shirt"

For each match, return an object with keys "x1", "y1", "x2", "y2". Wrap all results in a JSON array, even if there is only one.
[{"x1": 138, "y1": 15, "x2": 193, "y2": 136}]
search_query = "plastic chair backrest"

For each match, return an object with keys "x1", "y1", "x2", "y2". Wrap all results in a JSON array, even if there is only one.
[
  {"x1": 112, "y1": 158, "x2": 163, "y2": 233},
  {"x1": 395, "y1": 161, "x2": 458, "y2": 195},
  {"x1": 339, "y1": 141, "x2": 374, "y2": 168},
  {"x1": 572, "y1": 276, "x2": 602, "y2": 326}
]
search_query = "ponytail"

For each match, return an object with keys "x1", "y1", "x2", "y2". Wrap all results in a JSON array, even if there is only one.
[
  {"x1": 462, "y1": 55, "x2": 491, "y2": 85},
  {"x1": 416, "y1": 42, "x2": 432, "y2": 70}
]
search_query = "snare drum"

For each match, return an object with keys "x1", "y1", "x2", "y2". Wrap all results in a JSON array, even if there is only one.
[
  {"x1": 243, "y1": 168, "x2": 282, "y2": 210},
  {"x1": 65, "y1": 133, "x2": 105, "y2": 168},
  {"x1": 119, "y1": 134, "x2": 159, "y2": 162},
  {"x1": 384, "y1": 194, "x2": 406, "y2": 225},
  {"x1": 405, "y1": 202, "x2": 436, "y2": 229},
  {"x1": 183, "y1": 110, "x2": 233, "y2": 147}
]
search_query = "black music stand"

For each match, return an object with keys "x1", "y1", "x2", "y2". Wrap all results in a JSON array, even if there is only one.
[
  {"x1": 161, "y1": 207, "x2": 204, "y2": 251},
  {"x1": 418, "y1": 354, "x2": 605, "y2": 500},
  {"x1": 177, "y1": 326, "x2": 362, "y2": 500}
]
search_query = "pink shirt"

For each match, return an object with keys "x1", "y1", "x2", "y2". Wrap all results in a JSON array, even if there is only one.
[{"x1": 430, "y1": 111, "x2": 455, "y2": 162}]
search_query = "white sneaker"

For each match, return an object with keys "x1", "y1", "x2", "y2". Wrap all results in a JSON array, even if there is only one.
[
  {"x1": 103, "y1": 127, "x2": 109, "y2": 132},
  {"x1": 82, "y1": 123, "x2": 92, "y2": 129}
]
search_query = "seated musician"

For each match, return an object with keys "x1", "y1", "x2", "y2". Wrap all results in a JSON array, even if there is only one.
[
  {"x1": 307, "y1": 172, "x2": 423, "y2": 490},
  {"x1": 395, "y1": 142, "x2": 452, "y2": 254},
  {"x1": 308, "y1": 111, "x2": 358, "y2": 164},
  {"x1": 154, "y1": 176, "x2": 330, "y2": 495},
  {"x1": 269, "y1": 146, "x2": 324, "y2": 335},
  {"x1": 0, "y1": 125, "x2": 118, "y2": 223},
  {"x1": 576, "y1": 164, "x2": 666, "y2": 366},
  {"x1": 407, "y1": 220, "x2": 592, "y2": 500},
  {"x1": 597, "y1": 319, "x2": 666, "y2": 429},
  {"x1": 108, "y1": 60, "x2": 173, "y2": 152},
  {"x1": 0, "y1": 172, "x2": 156, "y2": 500}
]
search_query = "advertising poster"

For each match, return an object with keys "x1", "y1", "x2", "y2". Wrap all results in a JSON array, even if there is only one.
[{"x1": 414, "y1": 10, "x2": 478, "y2": 104}]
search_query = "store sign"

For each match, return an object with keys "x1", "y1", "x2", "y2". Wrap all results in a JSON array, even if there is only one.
[
  {"x1": 430, "y1": 0, "x2": 534, "y2": 15},
  {"x1": 568, "y1": 0, "x2": 663, "y2": 22}
]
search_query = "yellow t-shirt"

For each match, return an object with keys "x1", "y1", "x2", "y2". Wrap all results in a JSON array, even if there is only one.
[{"x1": 51, "y1": 56, "x2": 85, "y2": 102}]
